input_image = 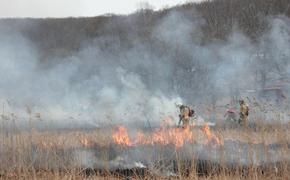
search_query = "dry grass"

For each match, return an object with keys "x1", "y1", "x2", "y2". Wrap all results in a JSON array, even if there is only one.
[
  {"x1": 0, "y1": 121, "x2": 289, "y2": 179},
  {"x1": 0, "y1": 105, "x2": 289, "y2": 179}
]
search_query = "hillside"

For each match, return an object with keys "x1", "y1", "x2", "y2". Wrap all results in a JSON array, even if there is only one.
[
  {"x1": 0, "y1": 0, "x2": 289, "y2": 57},
  {"x1": 0, "y1": 0, "x2": 290, "y2": 125}
]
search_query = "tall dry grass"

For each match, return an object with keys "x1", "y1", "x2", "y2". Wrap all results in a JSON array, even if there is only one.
[
  {"x1": 0, "y1": 112, "x2": 289, "y2": 179},
  {"x1": 0, "y1": 101, "x2": 289, "y2": 179}
]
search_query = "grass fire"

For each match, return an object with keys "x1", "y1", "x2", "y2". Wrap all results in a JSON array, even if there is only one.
[
  {"x1": 111, "y1": 121, "x2": 221, "y2": 148},
  {"x1": 1, "y1": 0, "x2": 290, "y2": 179}
]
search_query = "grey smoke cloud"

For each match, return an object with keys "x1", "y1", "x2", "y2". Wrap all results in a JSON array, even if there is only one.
[
  {"x1": 0, "y1": 11, "x2": 290, "y2": 128},
  {"x1": 0, "y1": 24, "x2": 183, "y2": 128}
]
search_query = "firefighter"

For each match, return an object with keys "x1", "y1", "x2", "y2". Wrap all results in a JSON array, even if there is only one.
[
  {"x1": 238, "y1": 99, "x2": 249, "y2": 127},
  {"x1": 176, "y1": 104, "x2": 195, "y2": 128}
]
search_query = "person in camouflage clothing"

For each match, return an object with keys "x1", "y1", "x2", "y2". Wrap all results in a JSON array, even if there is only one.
[
  {"x1": 238, "y1": 99, "x2": 249, "y2": 127},
  {"x1": 177, "y1": 104, "x2": 195, "y2": 128}
]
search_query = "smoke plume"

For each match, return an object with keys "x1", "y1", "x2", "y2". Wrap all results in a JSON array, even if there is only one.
[{"x1": 0, "y1": 11, "x2": 290, "y2": 128}]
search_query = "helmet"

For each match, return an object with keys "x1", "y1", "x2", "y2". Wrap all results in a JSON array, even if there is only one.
[{"x1": 239, "y1": 99, "x2": 245, "y2": 104}]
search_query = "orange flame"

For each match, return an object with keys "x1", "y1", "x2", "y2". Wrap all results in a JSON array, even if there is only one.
[
  {"x1": 112, "y1": 125, "x2": 133, "y2": 146},
  {"x1": 201, "y1": 124, "x2": 222, "y2": 146},
  {"x1": 112, "y1": 119, "x2": 222, "y2": 148}
]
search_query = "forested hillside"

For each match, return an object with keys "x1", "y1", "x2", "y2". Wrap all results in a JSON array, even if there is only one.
[
  {"x1": 1, "y1": 0, "x2": 289, "y2": 58},
  {"x1": 0, "y1": 0, "x2": 290, "y2": 124}
]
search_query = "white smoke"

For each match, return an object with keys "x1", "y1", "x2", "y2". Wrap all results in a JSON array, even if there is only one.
[
  {"x1": 1, "y1": 11, "x2": 290, "y2": 128},
  {"x1": 0, "y1": 28, "x2": 182, "y2": 128}
]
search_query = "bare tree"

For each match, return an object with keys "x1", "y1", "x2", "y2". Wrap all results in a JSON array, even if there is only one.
[{"x1": 137, "y1": 1, "x2": 154, "y2": 11}]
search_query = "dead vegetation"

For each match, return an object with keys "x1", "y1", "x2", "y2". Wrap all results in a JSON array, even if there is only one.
[
  {"x1": 0, "y1": 101, "x2": 289, "y2": 179},
  {"x1": 0, "y1": 120, "x2": 289, "y2": 179},
  {"x1": 0, "y1": 0, "x2": 290, "y2": 179}
]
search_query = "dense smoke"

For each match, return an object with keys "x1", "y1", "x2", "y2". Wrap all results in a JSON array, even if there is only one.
[{"x1": 0, "y1": 11, "x2": 290, "y2": 128}]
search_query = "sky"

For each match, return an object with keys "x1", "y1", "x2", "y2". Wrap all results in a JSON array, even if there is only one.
[{"x1": 0, "y1": 0, "x2": 203, "y2": 18}]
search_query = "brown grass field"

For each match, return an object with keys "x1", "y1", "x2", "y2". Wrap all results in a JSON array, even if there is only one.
[{"x1": 0, "y1": 120, "x2": 289, "y2": 180}]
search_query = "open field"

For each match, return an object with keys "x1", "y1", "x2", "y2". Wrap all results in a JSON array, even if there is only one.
[{"x1": 0, "y1": 122, "x2": 289, "y2": 179}]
